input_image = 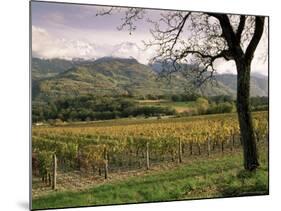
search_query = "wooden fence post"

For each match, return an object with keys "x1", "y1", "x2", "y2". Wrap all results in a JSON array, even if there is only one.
[
  {"x1": 255, "y1": 132, "x2": 259, "y2": 143},
  {"x1": 207, "y1": 138, "x2": 211, "y2": 157},
  {"x1": 48, "y1": 173, "x2": 51, "y2": 186},
  {"x1": 189, "y1": 142, "x2": 193, "y2": 155},
  {"x1": 77, "y1": 144, "x2": 81, "y2": 170},
  {"x1": 230, "y1": 134, "x2": 235, "y2": 151},
  {"x1": 52, "y1": 154, "x2": 57, "y2": 190},
  {"x1": 146, "y1": 141, "x2": 150, "y2": 170},
  {"x1": 104, "y1": 147, "x2": 108, "y2": 179},
  {"x1": 178, "y1": 139, "x2": 182, "y2": 163},
  {"x1": 212, "y1": 140, "x2": 216, "y2": 151},
  {"x1": 197, "y1": 143, "x2": 201, "y2": 155}
]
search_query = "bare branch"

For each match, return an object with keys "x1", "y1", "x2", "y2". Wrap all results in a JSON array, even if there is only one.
[
  {"x1": 143, "y1": 12, "x2": 230, "y2": 86},
  {"x1": 170, "y1": 13, "x2": 190, "y2": 51},
  {"x1": 101, "y1": 8, "x2": 265, "y2": 87},
  {"x1": 236, "y1": 15, "x2": 246, "y2": 42},
  {"x1": 208, "y1": 14, "x2": 243, "y2": 58},
  {"x1": 245, "y1": 16, "x2": 265, "y2": 62},
  {"x1": 95, "y1": 7, "x2": 114, "y2": 16},
  {"x1": 96, "y1": 7, "x2": 145, "y2": 34},
  {"x1": 117, "y1": 8, "x2": 145, "y2": 34}
]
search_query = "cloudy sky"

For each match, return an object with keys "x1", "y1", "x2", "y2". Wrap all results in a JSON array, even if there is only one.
[{"x1": 31, "y1": 1, "x2": 268, "y2": 75}]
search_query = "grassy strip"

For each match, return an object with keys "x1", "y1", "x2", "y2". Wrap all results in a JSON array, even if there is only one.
[
  {"x1": 32, "y1": 151, "x2": 268, "y2": 210},
  {"x1": 40, "y1": 111, "x2": 267, "y2": 128}
]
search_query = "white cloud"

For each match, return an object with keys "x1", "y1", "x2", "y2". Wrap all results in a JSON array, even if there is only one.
[
  {"x1": 32, "y1": 26, "x2": 98, "y2": 60},
  {"x1": 32, "y1": 25, "x2": 268, "y2": 75},
  {"x1": 32, "y1": 26, "x2": 155, "y2": 63}
]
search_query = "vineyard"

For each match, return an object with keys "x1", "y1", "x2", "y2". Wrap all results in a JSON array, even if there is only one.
[{"x1": 32, "y1": 111, "x2": 268, "y2": 196}]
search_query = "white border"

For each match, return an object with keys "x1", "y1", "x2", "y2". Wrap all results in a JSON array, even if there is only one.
[{"x1": 1, "y1": 0, "x2": 280, "y2": 211}]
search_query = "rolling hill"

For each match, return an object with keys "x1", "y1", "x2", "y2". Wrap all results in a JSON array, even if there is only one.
[{"x1": 32, "y1": 57, "x2": 268, "y2": 100}]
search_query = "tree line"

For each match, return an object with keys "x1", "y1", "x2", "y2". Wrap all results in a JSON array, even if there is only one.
[
  {"x1": 32, "y1": 95, "x2": 176, "y2": 123},
  {"x1": 32, "y1": 94, "x2": 268, "y2": 123}
]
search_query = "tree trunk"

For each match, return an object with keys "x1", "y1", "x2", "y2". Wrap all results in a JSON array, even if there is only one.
[{"x1": 236, "y1": 60, "x2": 259, "y2": 171}]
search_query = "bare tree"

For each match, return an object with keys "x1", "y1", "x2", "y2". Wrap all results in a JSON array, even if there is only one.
[{"x1": 97, "y1": 8, "x2": 267, "y2": 171}]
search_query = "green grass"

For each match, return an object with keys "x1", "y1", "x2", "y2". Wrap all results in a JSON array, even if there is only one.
[
  {"x1": 32, "y1": 150, "x2": 268, "y2": 210},
  {"x1": 50, "y1": 111, "x2": 266, "y2": 129},
  {"x1": 138, "y1": 100, "x2": 196, "y2": 113}
]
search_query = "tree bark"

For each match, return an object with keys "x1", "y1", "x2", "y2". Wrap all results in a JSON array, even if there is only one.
[{"x1": 236, "y1": 61, "x2": 259, "y2": 171}]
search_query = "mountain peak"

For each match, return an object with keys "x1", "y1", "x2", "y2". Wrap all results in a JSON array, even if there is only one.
[
  {"x1": 94, "y1": 56, "x2": 139, "y2": 64},
  {"x1": 32, "y1": 57, "x2": 268, "y2": 99}
]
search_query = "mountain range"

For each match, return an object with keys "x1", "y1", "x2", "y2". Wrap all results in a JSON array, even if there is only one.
[{"x1": 32, "y1": 57, "x2": 268, "y2": 101}]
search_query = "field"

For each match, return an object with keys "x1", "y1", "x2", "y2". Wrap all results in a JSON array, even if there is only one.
[
  {"x1": 32, "y1": 111, "x2": 268, "y2": 210},
  {"x1": 138, "y1": 99, "x2": 196, "y2": 113}
]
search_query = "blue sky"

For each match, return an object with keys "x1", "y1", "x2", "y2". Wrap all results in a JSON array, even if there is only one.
[{"x1": 31, "y1": 1, "x2": 268, "y2": 75}]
